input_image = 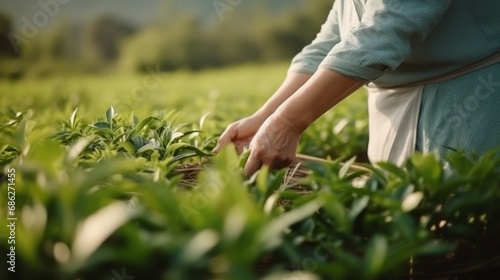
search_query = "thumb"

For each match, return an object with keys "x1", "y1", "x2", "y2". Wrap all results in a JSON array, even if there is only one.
[{"x1": 213, "y1": 126, "x2": 238, "y2": 154}]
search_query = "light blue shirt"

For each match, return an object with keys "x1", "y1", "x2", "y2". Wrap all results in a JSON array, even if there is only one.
[
  {"x1": 289, "y1": 0, "x2": 500, "y2": 87},
  {"x1": 288, "y1": 0, "x2": 500, "y2": 160}
]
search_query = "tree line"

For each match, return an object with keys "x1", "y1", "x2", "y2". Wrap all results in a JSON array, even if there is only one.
[{"x1": 0, "y1": 0, "x2": 332, "y2": 78}]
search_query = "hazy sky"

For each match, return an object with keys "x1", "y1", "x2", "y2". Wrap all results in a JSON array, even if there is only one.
[
  {"x1": 0, "y1": 0, "x2": 166, "y2": 30},
  {"x1": 0, "y1": 0, "x2": 303, "y2": 31}
]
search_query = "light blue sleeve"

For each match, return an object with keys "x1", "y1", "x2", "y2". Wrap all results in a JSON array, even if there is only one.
[
  {"x1": 287, "y1": 1, "x2": 341, "y2": 74},
  {"x1": 320, "y1": 0, "x2": 454, "y2": 81}
]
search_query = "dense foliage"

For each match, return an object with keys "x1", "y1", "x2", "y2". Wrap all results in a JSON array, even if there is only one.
[{"x1": 0, "y1": 64, "x2": 499, "y2": 280}]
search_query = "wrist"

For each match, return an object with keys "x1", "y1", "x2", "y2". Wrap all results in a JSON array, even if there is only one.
[
  {"x1": 272, "y1": 110, "x2": 309, "y2": 136},
  {"x1": 251, "y1": 109, "x2": 272, "y2": 124}
]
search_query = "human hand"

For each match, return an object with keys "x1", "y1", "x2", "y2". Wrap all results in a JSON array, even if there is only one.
[
  {"x1": 243, "y1": 113, "x2": 301, "y2": 177},
  {"x1": 213, "y1": 114, "x2": 266, "y2": 155}
]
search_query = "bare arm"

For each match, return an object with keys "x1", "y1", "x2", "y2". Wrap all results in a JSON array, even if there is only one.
[
  {"x1": 254, "y1": 72, "x2": 312, "y2": 120},
  {"x1": 243, "y1": 68, "x2": 365, "y2": 175},
  {"x1": 213, "y1": 72, "x2": 312, "y2": 153},
  {"x1": 277, "y1": 69, "x2": 364, "y2": 134},
  {"x1": 214, "y1": 1, "x2": 340, "y2": 155}
]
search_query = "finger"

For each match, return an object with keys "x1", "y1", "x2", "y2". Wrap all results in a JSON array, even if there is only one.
[
  {"x1": 234, "y1": 142, "x2": 244, "y2": 155},
  {"x1": 213, "y1": 126, "x2": 237, "y2": 154},
  {"x1": 234, "y1": 139, "x2": 252, "y2": 155},
  {"x1": 243, "y1": 153, "x2": 262, "y2": 177},
  {"x1": 273, "y1": 154, "x2": 296, "y2": 170}
]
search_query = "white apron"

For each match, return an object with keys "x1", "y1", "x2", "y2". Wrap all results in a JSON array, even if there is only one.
[
  {"x1": 338, "y1": 0, "x2": 500, "y2": 165},
  {"x1": 365, "y1": 84, "x2": 423, "y2": 165},
  {"x1": 337, "y1": 0, "x2": 423, "y2": 165}
]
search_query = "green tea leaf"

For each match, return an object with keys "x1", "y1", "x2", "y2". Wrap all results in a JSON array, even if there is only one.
[
  {"x1": 69, "y1": 107, "x2": 79, "y2": 129},
  {"x1": 401, "y1": 192, "x2": 423, "y2": 212},
  {"x1": 106, "y1": 105, "x2": 115, "y2": 125},
  {"x1": 376, "y1": 161, "x2": 405, "y2": 178},
  {"x1": 118, "y1": 141, "x2": 136, "y2": 154},
  {"x1": 411, "y1": 153, "x2": 442, "y2": 184},
  {"x1": 410, "y1": 153, "x2": 442, "y2": 195},
  {"x1": 446, "y1": 151, "x2": 473, "y2": 175},
  {"x1": 137, "y1": 143, "x2": 162, "y2": 154},
  {"x1": 199, "y1": 112, "x2": 211, "y2": 129},
  {"x1": 416, "y1": 240, "x2": 455, "y2": 256},
  {"x1": 169, "y1": 152, "x2": 198, "y2": 164},
  {"x1": 392, "y1": 213, "x2": 418, "y2": 240},
  {"x1": 179, "y1": 230, "x2": 219, "y2": 263},
  {"x1": 72, "y1": 202, "x2": 138, "y2": 263},
  {"x1": 178, "y1": 146, "x2": 210, "y2": 157},
  {"x1": 445, "y1": 192, "x2": 486, "y2": 214},
  {"x1": 348, "y1": 196, "x2": 369, "y2": 220},
  {"x1": 363, "y1": 235, "x2": 387, "y2": 277},
  {"x1": 339, "y1": 156, "x2": 356, "y2": 178},
  {"x1": 91, "y1": 122, "x2": 111, "y2": 129},
  {"x1": 256, "y1": 165, "x2": 269, "y2": 199},
  {"x1": 130, "y1": 135, "x2": 145, "y2": 150},
  {"x1": 0, "y1": 144, "x2": 20, "y2": 164},
  {"x1": 66, "y1": 136, "x2": 95, "y2": 163},
  {"x1": 0, "y1": 119, "x2": 18, "y2": 131},
  {"x1": 169, "y1": 131, "x2": 184, "y2": 144},
  {"x1": 259, "y1": 198, "x2": 323, "y2": 250},
  {"x1": 132, "y1": 116, "x2": 154, "y2": 135},
  {"x1": 239, "y1": 148, "x2": 251, "y2": 169},
  {"x1": 322, "y1": 193, "x2": 350, "y2": 231},
  {"x1": 279, "y1": 190, "x2": 302, "y2": 201},
  {"x1": 166, "y1": 142, "x2": 189, "y2": 154}
]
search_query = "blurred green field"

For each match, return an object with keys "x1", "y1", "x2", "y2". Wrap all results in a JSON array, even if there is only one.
[
  {"x1": 0, "y1": 62, "x2": 369, "y2": 160},
  {"x1": 1, "y1": 62, "x2": 290, "y2": 121}
]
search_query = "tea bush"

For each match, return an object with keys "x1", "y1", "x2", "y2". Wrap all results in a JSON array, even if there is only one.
[{"x1": 0, "y1": 64, "x2": 498, "y2": 280}]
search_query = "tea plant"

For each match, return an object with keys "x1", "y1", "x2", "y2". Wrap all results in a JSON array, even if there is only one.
[
  {"x1": 1, "y1": 109, "x2": 500, "y2": 280},
  {"x1": 0, "y1": 64, "x2": 499, "y2": 280}
]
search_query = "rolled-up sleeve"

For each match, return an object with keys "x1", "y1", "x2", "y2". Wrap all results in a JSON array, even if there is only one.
[
  {"x1": 319, "y1": 0, "x2": 453, "y2": 81},
  {"x1": 288, "y1": 1, "x2": 341, "y2": 74}
]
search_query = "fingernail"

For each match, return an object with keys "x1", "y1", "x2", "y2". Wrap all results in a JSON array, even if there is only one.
[{"x1": 212, "y1": 145, "x2": 219, "y2": 152}]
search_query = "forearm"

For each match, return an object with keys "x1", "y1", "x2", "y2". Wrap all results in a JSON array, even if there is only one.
[
  {"x1": 253, "y1": 72, "x2": 312, "y2": 121},
  {"x1": 275, "y1": 68, "x2": 365, "y2": 133}
]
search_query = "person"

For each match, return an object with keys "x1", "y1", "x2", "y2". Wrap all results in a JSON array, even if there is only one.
[{"x1": 213, "y1": 0, "x2": 500, "y2": 176}]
